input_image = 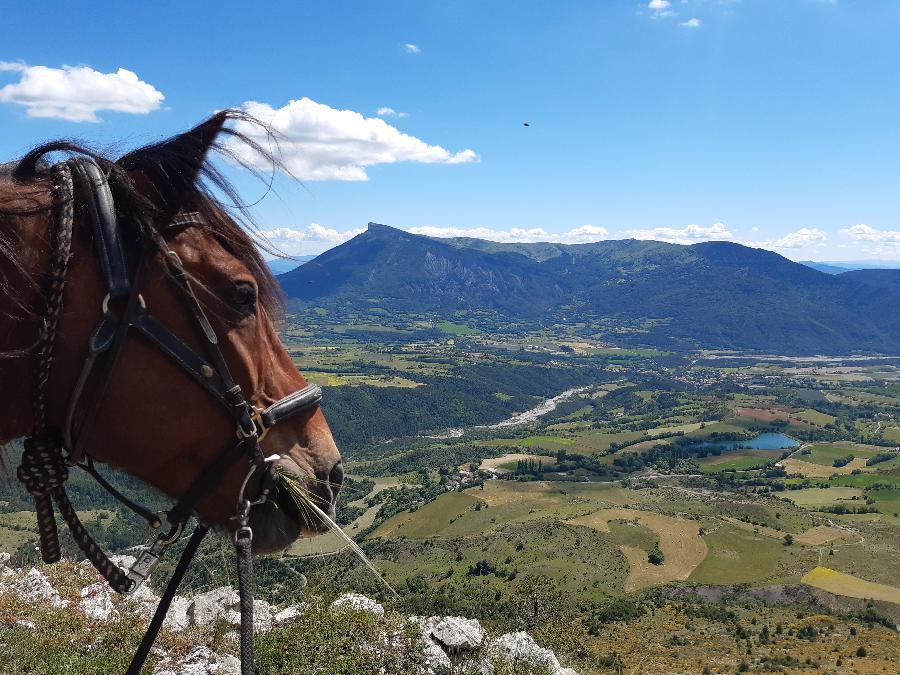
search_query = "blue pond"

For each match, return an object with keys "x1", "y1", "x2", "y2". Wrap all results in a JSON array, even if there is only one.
[{"x1": 699, "y1": 432, "x2": 799, "y2": 452}]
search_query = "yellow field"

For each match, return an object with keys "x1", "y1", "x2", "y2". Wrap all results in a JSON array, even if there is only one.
[
  {"x1": 795, "y1": 525, "x2": 856, "y2": 545},
  {"x1": 479, "y1": 453, "x2": 538, "y2": 470},
  {"x1": 567, "y1": 508, "x2": 707, "y2": 592},
  {"x1": 801, "y1": 566, "x2": 900, "y2": 605},
  {"x1": 780, "y1": 457, "x2": 869, "y2": 478}
]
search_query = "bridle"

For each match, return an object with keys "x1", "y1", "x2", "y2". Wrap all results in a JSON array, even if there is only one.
[{"x1": 17, "y1": 156, "x2": 323, "y2": 674}]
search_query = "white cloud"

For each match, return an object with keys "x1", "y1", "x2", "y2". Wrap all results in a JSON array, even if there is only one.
[
  {"x1": 230, "y1": 98, "x2": 478, "y2": 181},
  {"x1": 840, "y1": 223, "x2": 900, "y2": 245},
  {"x1": 648, "y1": 0, "x2": 676, "y2": 17},
  {"x1": 627, "y1": 222, "x2": 734, "y2": 245},
  {"x1": 769, "y1": 227, "x2": 828, "y2": 249},
  {"x1": 402, "y1": 43, "x2": 421, "y2": 54},
  {"x1": 409, "y1": 224, "x2": 610, "y2": 244},
  {"x1": 680, "y1": 18, "x2": 702, "y2": 28},
  {"x1": 376, "y1": 106, "x2": 409, "y2": 118},
  {"x1": 258, "y1": 224, "x2": 366, "y2": 255},
  {"x1": 0, "y1": 62, "x2": 163, "y2": 122}
]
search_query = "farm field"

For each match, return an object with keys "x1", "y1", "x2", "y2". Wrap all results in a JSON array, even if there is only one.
[
  {"x1": 567, "y1": 508, "x2": 707, "y2": 591},
  {"x1": 801, "y1": 566, "x2": 900, "y2": 605},
  {"x1": 799, "y1": 443, "x2": 876, "y2": 467},
  {"x1": 781, "y1": 487, "x2": 866, "y2": 509}
]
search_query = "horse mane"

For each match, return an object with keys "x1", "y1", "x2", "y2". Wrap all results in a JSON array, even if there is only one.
[{"x1": 0, "y1": 110, "x2": 286, "y2": 318}]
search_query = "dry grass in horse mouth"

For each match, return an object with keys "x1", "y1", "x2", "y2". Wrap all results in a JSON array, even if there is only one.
[{"x1": 273, "y1": 467, "x2": 397, "y2": 598}]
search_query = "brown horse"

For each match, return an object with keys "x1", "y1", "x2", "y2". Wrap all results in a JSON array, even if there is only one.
[{"x1": 0, "y1": 112, "x2": 342, "y2": 554}]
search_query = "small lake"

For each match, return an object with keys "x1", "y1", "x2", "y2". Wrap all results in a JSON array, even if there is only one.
[{"x1": 699, "y1": 432, "x2": 799, "y2": 452}]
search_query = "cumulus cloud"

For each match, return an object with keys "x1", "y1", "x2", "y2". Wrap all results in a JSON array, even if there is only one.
[
  {"x1": 230, "y1": 98, "x2": 478, "y2": 181},
  {"x1": 402, "y1": 43, "x2": 421, "y2": 54},
  {"x1": 0, "y1": 62, "x2": 163, "y2": 122},
  {"x1": 376, "y1": 106, "x2": 409, "y2": 118},
  {"x1": 258, "y1": 224, "x2": 366, "y2": 255},
  {"x1": 408, "y1": 224, "x2": 610, "y2": 244},
  {"x1": 769, "y1": 227, "x2": 828, "y2": 249},
  {"x1": 680, "y1": 18, "x2": 702, "y2": 28},
  {"x1": 627, "y1": 222, "x2": 734, "y2": 245},
  {"x1": 648, "y1": 0, "x2": 675, "y2": 17},
  {"x1": 840, "y1": 223, "x2": 900, "y2": 245}
]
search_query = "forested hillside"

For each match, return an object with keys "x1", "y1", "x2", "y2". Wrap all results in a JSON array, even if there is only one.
[{"x1": 278, "y1": 224, "x2": 900, "y2": 355}]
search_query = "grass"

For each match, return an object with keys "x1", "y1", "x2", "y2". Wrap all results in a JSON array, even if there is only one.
[
  {"x1": 883, "y1": 426, "x2": 900, "y2": 442},
  {"x1": 699, "y1": 452, "x2": 778, "y2": 473},
  {"x1": 370, "y1": 492, "x2": 482, "y2": 539},
  {"x1": 801, "y1": 566, "x2": 900, "y2": 605},
  {"x1": 794, "y1": 409, "x2": 836, "y2": 426},
  {"x1": 301, "y1": 372, "x2": 423, "y2": 388},
  {"x1": 781, "y1": 487, "x2": 865, "y2": 509},
  {"x1": 689, "y1": 523, "x2": 783, "y2": 585},
  {"x1": 801, "y1": 444, "x2": 875, "y2": 467},
  {"x1": 824, "y1": 473, "x2": 900, "y2": 489},
  {"x1": 568, "y1": 508, "x2": 707, "y2": 592},
  {"x1": 868, "y1": 487, "x2": 900, "y2": 522},
  {"x1": 435, "y1": 321, "x2": 479, "y2": 336}
]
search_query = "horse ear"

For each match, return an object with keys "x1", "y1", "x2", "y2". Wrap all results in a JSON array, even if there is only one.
[{"x1": 117, "y1": 111, "x2": 229, "y2": 220}]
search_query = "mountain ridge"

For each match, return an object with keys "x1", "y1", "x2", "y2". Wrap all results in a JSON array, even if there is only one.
[{"x1": 277, "y1": 223, "x2": 900, "y2": 354}]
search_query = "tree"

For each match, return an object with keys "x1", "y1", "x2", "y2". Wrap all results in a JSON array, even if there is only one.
[
  {"x1": 783, "y1": 534, "x2": 794, "y2": 546},
  {"x1": 648, "y1": 544, "x2": 665, "y2": 565}
]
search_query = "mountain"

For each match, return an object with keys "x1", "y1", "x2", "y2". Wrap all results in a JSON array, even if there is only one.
[
  {"x1": 277, "y1": 223, "x2": 900, "y2": 354},
  {"x1": 840, "y1": 268, "x2": 900, "y2": 293},
  {"x1": 801, "y1": 260, "x2": 900, "y2": 273},
  {"x1": 267, "y1": 256, "x2": 314, "y2": 275},
  {"x1": 799, "y1": 261, "x2": 852, "y2": 274}
]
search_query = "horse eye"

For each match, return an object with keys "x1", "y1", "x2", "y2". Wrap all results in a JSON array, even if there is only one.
[{"x1": 229, "y1": 282, "x2": 257, "y2": 311}]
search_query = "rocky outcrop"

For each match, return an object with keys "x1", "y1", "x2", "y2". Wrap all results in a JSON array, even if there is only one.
[
  {"x1": 1, "y1": 567, "x2": 68, "y2": 609},
  {"x1": 0, "y1": 555, "x2": 578, "y2": 675},
  {"x1": 331, "y1": 591, "x2": 385, "y2": 616},
  {"x1": 491, "y1": 631, "x2": 578, "y2": 675},
  {"x1": 152, "y1": 646, "x2": 240, "y2": 675},
  {"x1": 431, "y1": 616, "x2": 486, "y2": 653}
]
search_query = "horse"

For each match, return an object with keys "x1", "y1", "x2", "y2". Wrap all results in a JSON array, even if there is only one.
[{"x1": 0, "y1": 111, "x2": 344, "y2": 559}]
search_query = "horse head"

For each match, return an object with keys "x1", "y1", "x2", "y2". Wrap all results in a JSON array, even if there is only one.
[{"x1": 0, "y1": 112, "x2": 342, "y2": 553}]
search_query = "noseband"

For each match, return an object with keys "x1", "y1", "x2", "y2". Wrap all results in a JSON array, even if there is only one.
[{"x1": 18, "y1": 157, "x2": 321, "y2": 674}]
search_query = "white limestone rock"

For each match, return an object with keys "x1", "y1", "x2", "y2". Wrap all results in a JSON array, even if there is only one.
[
  {"x1": 151, "y1": 646, "x2": 240, "y2": 675},
  {"x1": 491, "y1": 631, "x2": 578, "y2": 675},
  {"x1": 79, "y1": 582, "x2": 116, "y2": 621},
  {"x1": 421, "y1": 637, "x2": 452, "y2": 674},
  {"x1": 187, "y1": 586, "x2": 240, "y2": 628},
  {"x1": 331, "y1": 592, "x2": 384, "y2": 616},
  {"x1": 273, "y1": 603, "x2": 306, "y2": 626},
  {"x1": 430, "y1": 616, "x2": 486, "y2": 652},
  {"x1": 9, "y1": 567, "x2": 67, "y2": 608}
]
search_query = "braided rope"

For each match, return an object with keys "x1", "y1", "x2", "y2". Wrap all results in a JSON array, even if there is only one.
[
  {"x1": 54, "y1": 488, "x2": 132, "y2": 593},
  {"x1": 32, "y1": 161, "x2": 75, "y2": 434},
  {"x1": 236, "y1": 533, "x2": 256, "y2": 675},
  {"x1": 19, "y1": 160, "x2": 130, "y2": 589},
  {"x1": 18, "y1": 162, "x2": 76, "y2": 564}
]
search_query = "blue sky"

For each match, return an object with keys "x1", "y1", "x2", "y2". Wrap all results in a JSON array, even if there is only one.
[{"x1": 2, "y1": 1, "x2": 900, "y2": 261}]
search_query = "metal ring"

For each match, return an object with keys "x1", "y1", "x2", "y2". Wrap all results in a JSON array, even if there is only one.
[
  {"x1": 101, "y1": 293, "x2": 146, "y2": 314},
  {"x1": 159, "y1": 520, "x2": 184, "y2": 545}
]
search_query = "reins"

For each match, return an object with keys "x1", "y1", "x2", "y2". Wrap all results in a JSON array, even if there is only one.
[{"x1": 16, "y1": 156, "x2": 323, "y2": 674}]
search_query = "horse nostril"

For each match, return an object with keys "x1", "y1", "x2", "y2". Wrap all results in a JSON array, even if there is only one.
[{"x1": 329, "y1": 460, "x2": 344, "y2": 498}]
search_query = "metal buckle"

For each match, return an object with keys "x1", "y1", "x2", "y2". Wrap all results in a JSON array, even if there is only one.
[
  {"x1": 123, "y1": 519, "x2": 184, "y2": 595},
  {"x1": 236, "y1": 407, "x2": 270, "y2": 441}
]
